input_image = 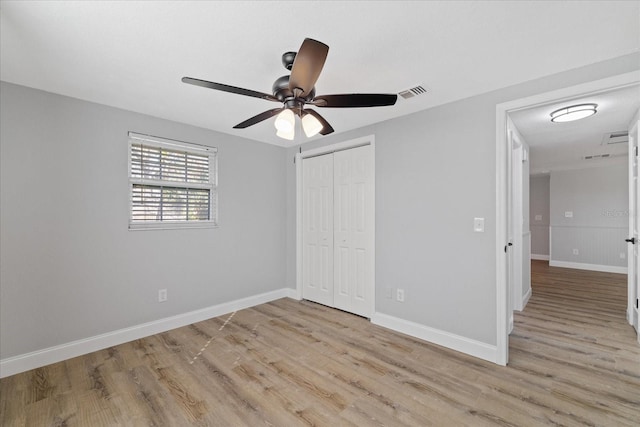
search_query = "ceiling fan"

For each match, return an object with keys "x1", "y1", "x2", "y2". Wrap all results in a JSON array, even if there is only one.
[{"x1": 182, "y1": 38, "x2": 398, "y2": 140}]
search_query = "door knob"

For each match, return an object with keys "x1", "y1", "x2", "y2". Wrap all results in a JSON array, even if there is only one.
[{"x1": 626, "y1": 237, "x2": 635, "y2": 244}]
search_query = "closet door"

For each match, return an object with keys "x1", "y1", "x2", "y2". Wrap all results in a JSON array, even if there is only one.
[
  {"x1": 333, "y1": 145, "x2": 374, "y2": 317},
  {"x1": 302, "y1": 154, "x2": 334, "y2": 306}
]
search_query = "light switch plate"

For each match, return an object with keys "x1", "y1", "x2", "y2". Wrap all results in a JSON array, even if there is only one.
[
  {"x1": 474, "y1": 217, "x2": 485, "y2": 232},
  {"x1": 535, "y1": 214, "x2": 542, "y2": 221},
  {"x1": 565, "y1": 211, "x2": 573, "y2": 218}
]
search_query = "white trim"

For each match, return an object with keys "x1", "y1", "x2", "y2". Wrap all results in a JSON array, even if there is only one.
[
  {"x1": 522, "y1": 287, "x2": 532, "y2": 308},
  {"x1": 495, "y1": 94, "x2": 509, "y2": 366},
  {"x1": 531, "y1": 254, "x2": 550, "y2": 261},
  {"x1": 128, "y1": 132, "x2": 219, "y2": 230},
  {"x1": 128, "y1": 131, "x2": 216, "y2": 153},
  {"x1": 295, "y1": 135, "x2": 376, "y2": 317},
  {"x1": 0, "y1": 288, "x2": 296, "y2": 378},
  {"x1": 129, "y1": 220, "x2": 218, "y2": 231},
  {"x1": 548, "y1": 260, "x2": 627, "y2": 274},
  {"x1": 495, "y1": 71, "x2": 640, "y2": 367},
  {"x1": 295, "y1": 152, "x2": 303, "y2": 301},
  {"x1": 628, "y1": 114, "x2": 640, "y2": 334},
  {"x1": 300, "y1": 135, "x2": 374, "y2": 158},
  {"x1": 371, "y1": 313, "x2": 498, "y2": 364}
]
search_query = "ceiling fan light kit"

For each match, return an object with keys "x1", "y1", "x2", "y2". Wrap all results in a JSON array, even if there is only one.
[
  {"x1": 182, "y1": 38, "x2": 398, "y2": 141},
  {"x1": 276, "y1": 127, "x2": 295, "y2": 141},
  {"x1": 274, "y1": 108, "x2": 295, "y2": 132},
  {"x1": 550, "y1": 103, "x2": 598, "y2": 123},
  {"x1": 302, "y1": 113, "x2": 323, "y2": 137}
]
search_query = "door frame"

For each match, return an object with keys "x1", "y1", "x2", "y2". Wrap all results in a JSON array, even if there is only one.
[
  {"x1": 495, "y1": 71, "x2": 640, "y2": 366},
  {"x1": 295, "y1": 135, "x2": 376, "y2": 317},
  {"x1": 629, "y1": 114, "x2": 640, "y2": 339}
]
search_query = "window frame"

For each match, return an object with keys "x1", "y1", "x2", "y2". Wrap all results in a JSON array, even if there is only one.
[{"x1": 127, "y1": 132, "x2": 218, "y2": 230}]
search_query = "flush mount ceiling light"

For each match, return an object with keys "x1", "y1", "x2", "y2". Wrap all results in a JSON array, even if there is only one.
[{"x1": 550, "y1": 103, "x2": 598, "y2": 123}]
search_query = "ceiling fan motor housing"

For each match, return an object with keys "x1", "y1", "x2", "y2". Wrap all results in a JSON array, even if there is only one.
[
  {"x1": 282, "y1": 51, "x2": 296, "y2": 70},
  {"x1": 272, "y1": 75, "x2": 315, "y2": 106}
]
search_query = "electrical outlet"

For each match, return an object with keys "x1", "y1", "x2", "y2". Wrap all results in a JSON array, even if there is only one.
[
  {"x1": 396, "y1": 289, "x2": 405, "y2": 302},
  {"x1": 572, "y1": 249, "x2": 579, "y2": 255},
  {"x1": 158, "y1": 289, "x2": 167, "y2": 302}
]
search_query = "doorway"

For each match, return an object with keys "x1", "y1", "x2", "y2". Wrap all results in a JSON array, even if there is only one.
[{"x1": 496, "y1": 71, "x2": 640, "y2": 365}]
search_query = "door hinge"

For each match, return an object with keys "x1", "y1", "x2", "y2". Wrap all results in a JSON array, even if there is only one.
[
  {"x1": 635, "y1": 146, "x2": 638, "y2": 157},
  {"x1": 636, "y1": 298, "x2": 639, "y2": 309}
]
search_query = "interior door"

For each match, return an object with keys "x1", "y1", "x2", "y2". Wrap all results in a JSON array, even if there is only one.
[
  {"x1": 628, "y1": 118, "x2": 640, "y2": 339},
  {"x1": 302, "y1": 154, "x2": 334, "y2": 306},
  {"x1": 333, "y1": 145, "x2": 374, "y2": 317}
]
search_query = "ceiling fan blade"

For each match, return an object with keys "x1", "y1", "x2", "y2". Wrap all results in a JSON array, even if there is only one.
[
  {"x1": 304, "y1": 108, "x2": 334, "y2": 135},
  {"x1": 312, "y1": 93, "x2": 398, "y2": 108},
  {"x1": 289, "y1": 38, "x2": 329, "y2": 98},
  {"x1": 182, "y1": 77, "x2": 280, "y2": 102},
  {"x1": 233, "y1": 108, "x2": 283, "y2": 129}
]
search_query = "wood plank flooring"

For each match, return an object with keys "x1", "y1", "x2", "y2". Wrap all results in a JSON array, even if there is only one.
[{"x1": 1, "y1": 260, "x2": 638, "y2": 426}]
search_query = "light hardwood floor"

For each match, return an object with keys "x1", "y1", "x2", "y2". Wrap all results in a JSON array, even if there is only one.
[{"x1": 1, "y1": 260, "x2": 639, "y2": 426}]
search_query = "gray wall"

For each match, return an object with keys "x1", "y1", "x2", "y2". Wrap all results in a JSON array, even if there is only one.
[
  {"x1": 530, "y1": 175, "x2": 550, "y2": 256},
  {"x1": 550, "y1": 164, "x2": 628, "y2": 268},
  {"x1": 0, "y1": 82, "x2": 287, "y2": 359},
  {"x1": 285, "y1": 53, "x2": 639, "y2": 346}
]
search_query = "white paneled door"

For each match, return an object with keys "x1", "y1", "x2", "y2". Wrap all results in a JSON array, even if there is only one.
[
  {"x1": 302, "y1": 153, "x2": 334, "y2": 307},
  {"x1": 333, "y1": 146, "x2": 374, "y2": 317},
  {"x1": 302, "y1": 145, "x2": 374, "y2": 318}
]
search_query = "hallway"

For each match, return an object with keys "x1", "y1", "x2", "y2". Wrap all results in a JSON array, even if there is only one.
[{"x1": 508, "y1": 260, "x2": 638, "y2": 425}]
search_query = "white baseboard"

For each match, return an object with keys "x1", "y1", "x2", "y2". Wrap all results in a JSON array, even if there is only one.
[
  {"x1": 522, "y1": 288, "x2": 532, "y2": 309},
  {"x1": 371, "y1": 312, "x2": 498, "y2": 364},
  {"x1": 0, "y1": 288, "x2": 297, "y2": 378},
  {"x1": 531, "y1": 254, "x2": 549, "y2": 261},
  {"x1": 549, "y1": 260, "x2": 627, "y2": 274},
  {"x1": 628, "y1": 307, "x2": 638, "y2": 327}
]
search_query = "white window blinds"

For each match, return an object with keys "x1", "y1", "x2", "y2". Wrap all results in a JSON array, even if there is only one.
[{"x1": 128, "y1": 132, "x2": 217, "y2": 229}]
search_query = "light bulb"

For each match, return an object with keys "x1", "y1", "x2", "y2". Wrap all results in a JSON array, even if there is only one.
[
  {"x1": 274, "y1": 109, "x2": 295, "y2": 132},
  {"x1": 302, "y1": 113, "x2": 323, "y2": 137},
  {"x1": 276, "y1": 127, "x2": 295, "y2": 140}
]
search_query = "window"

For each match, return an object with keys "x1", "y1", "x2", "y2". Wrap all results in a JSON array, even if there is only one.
[{"x1": 128, "y1": 132, "x2": 217, "y2": 229}]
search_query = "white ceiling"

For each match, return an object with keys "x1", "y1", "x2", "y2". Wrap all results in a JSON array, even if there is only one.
[
  {"x1": 1, "y1": 1, "x2": 639, "y2": 147},
  {"x1": 510, "y1": 85, "x2": 640, "y2": 175}
]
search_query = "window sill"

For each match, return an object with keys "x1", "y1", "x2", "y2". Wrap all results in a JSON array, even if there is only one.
[{"x1": 128, "y1": 221, "x2": 219, "y2": 231}]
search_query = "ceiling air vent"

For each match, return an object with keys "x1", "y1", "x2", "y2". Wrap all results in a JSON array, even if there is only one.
[
  {"x1": 583, "y1": 153, "x2": 627, "y2": 160},
  {"x1": 399, "y1": 85, "x2": 427, "y2": 100},
  {"x1": 601, "y1": 131, "x2": 629, "y2": 145}
]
